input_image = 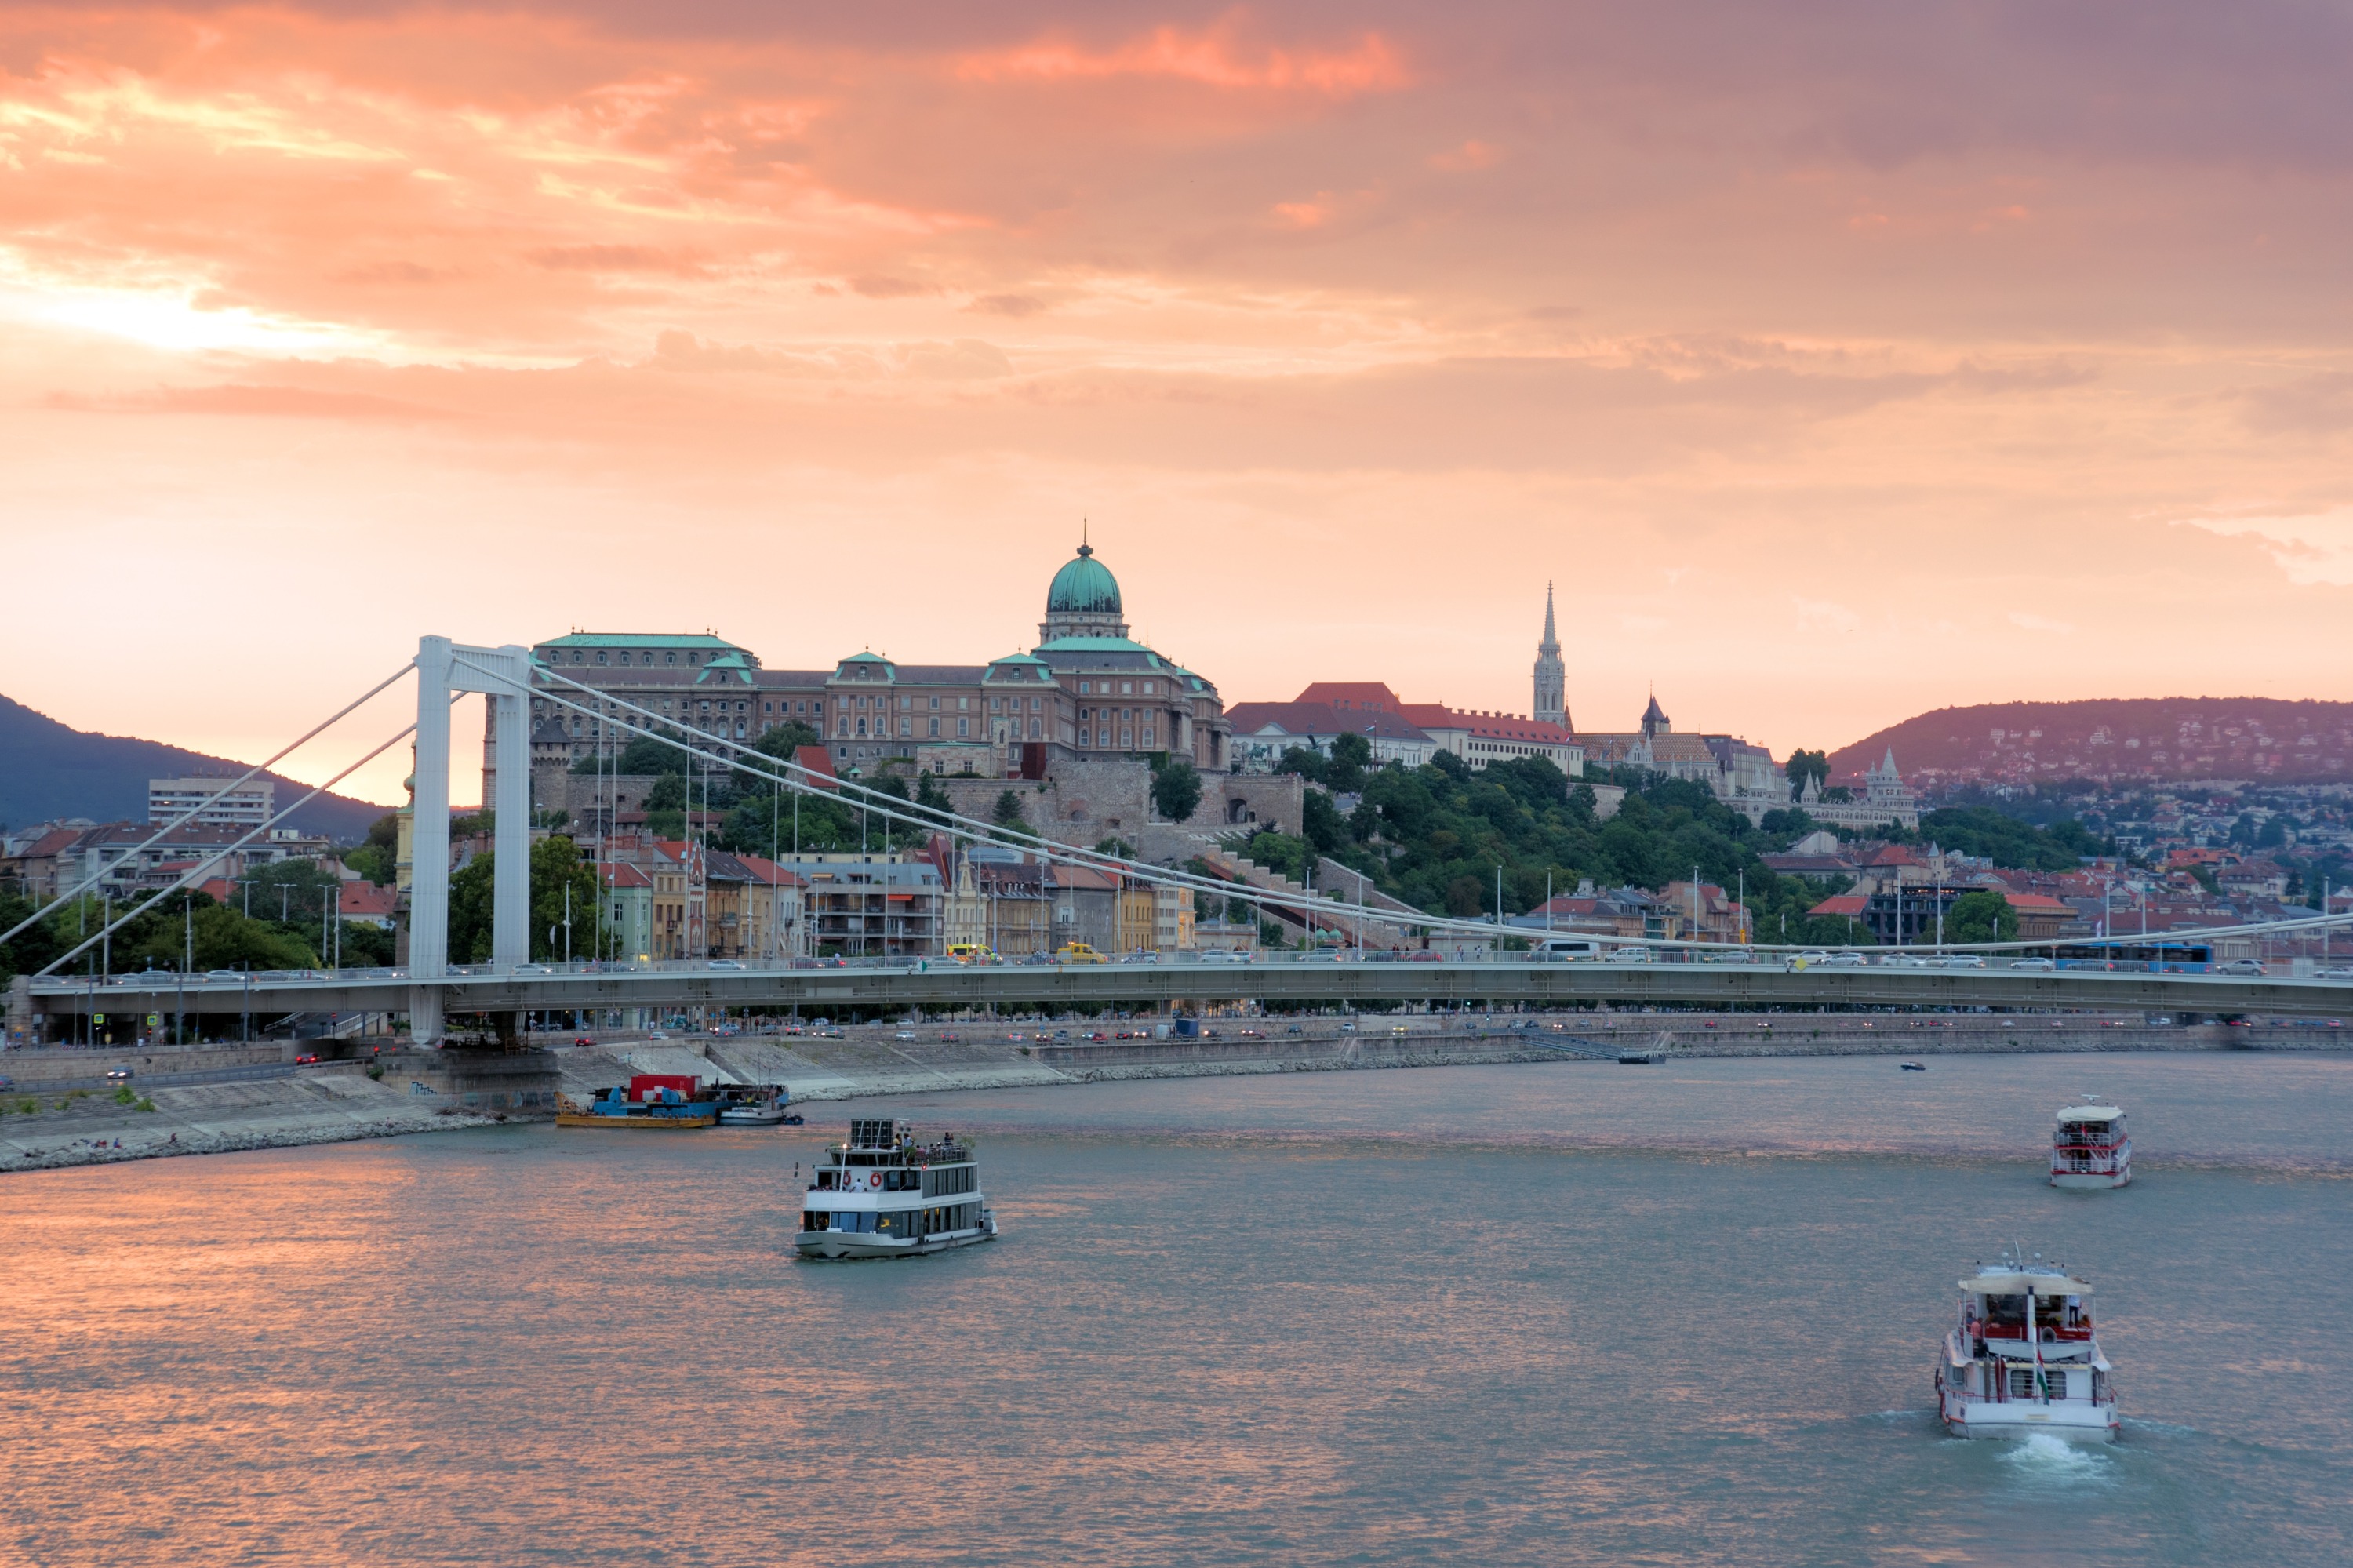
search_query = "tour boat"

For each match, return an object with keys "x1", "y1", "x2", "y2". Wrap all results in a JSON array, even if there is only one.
[
  {"x1": 2051, "y1": 1101, "x2": 2130, "y2": 1188},
  {"x1": 797, "y1": 1119, "x2": 997, "y2": 1260},
  {"x1": 1935, "y1": 1251, "x2": 2120, "y2": 1442}
]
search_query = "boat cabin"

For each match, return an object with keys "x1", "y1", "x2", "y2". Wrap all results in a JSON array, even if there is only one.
[{"x1": 1960, "y1": 1271, "x2": 2096, "y2": 1351}]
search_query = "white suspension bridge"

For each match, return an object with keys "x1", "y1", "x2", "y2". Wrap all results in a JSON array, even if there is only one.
[{"x1": 12, "y1": 637, "x2": 2353, "y2": 1043}]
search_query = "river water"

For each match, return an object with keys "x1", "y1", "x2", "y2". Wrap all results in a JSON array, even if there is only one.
[{"x1": 4, "y1": 1051, "x2": 2349, "y2": 1566}]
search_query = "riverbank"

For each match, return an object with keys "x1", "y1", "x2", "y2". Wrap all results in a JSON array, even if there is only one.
[{"x1": 7, "y1": 1011, "x2": 2344, "y2": 1172}]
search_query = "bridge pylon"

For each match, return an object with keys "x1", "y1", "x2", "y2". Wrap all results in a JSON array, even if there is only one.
[{"x1": 408, "y1": 636, "x2": 533, "y2": 1045}]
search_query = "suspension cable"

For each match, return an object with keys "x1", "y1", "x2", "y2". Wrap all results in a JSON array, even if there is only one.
[
  {"x1": 0, "y1": 660, "x2": 417, "y2": 951},
  {"x1": 34, "y1": 711, "x2": 435, "y2": 977}
]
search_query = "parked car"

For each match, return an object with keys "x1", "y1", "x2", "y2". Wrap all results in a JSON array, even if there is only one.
[{"x1": 294, "y1": 1054, "x2": 322, "y2": 1067}]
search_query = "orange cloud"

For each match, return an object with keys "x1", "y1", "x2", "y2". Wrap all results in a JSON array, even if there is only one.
[{"x1": 955, "y1": 20, "x2": 1409, "y2": 96}]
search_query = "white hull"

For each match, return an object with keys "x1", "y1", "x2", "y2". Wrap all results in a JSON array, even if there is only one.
[
  {"x1": 1940, "y1": 1399, "x2": 2118, "y2": 1442},
  {"x1": 719, "y1": 1106, "x2": 791, "y2": 1126},
  {"x1": 795, "y1": 1220, "x2": 997, "y2": 1260},
  {"x1": 2050, "y1": 1166, "x2": 2129, "y2": 1189}
]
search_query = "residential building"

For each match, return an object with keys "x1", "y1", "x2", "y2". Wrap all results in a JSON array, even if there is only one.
[{"x1": 148, "y1": 776, "x2": 274, "y2": 829}]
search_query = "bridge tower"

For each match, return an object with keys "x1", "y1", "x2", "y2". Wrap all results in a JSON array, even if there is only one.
[{"x1": 408, "y1": 635, "x2": 534, "y2": 1044}]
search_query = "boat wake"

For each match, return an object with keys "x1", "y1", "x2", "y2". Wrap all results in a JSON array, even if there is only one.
[{"x1": 1997, "y1": 1432, "x2": 2118, "y2": 1490}]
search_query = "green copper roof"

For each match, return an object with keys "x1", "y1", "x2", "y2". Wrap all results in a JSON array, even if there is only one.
[
  {"x1": 540, "y1": 632, "x2": 744, "y2": 650},
  {"x1": 1046, "y1": 544, "x2": 1122, "y2": 615}
]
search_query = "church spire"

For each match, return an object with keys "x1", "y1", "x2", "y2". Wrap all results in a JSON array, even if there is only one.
[{"x1": 1532, "y1": 582, "x2": 1568, "y2": 729}]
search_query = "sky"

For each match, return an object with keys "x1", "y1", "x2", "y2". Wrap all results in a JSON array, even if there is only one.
[{"x1": 4, "y1": 1, "x2": 2351, "y2": 807}]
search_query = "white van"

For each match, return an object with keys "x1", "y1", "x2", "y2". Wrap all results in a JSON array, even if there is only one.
[{"x1": 1534, "y1": 937, "x2": 1605, "y2": 961}]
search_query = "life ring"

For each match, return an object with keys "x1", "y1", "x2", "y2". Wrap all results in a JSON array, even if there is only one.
[{"x1": 867, "y1": 1171, "x2": 884, "y2": 1190}]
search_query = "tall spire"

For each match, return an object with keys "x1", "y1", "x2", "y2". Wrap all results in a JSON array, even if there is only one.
[{"x1": 1532, "y1": 581, "x2": 1568, "y2": 729}]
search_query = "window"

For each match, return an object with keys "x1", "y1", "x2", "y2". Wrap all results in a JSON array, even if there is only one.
[
  {"x1": 596, "y1": 652, "x2": 609, "y2": 665},
  {"x1": 929, "y1": 696, "x2": 940, "y2": 710},
  {"x1": 1080, "y1": 728, "x2": 1091, "y2": 746},
  {"x1": 666, "y1": 652, "x2": 677, "y2": 665},
  {"x1": 991, "y1": 698, "x2": 1002, "y2": 713},
  {"x1": 2009, "y1": 1368, "x2": 2037, "y2": 1399},
  {"x1": 1144, "y1": 680, "x2": 1155, "y2": 693},
  {"x1": 957, "y1": 718, "x2": 969, "y2": 737},
  {"x1": 1122, "y1": 682, "x2": 1133, "y2": 695},
  {"x1": 929, "y1": 718, "x2": 940, "y2": 737},
  {"x1": 1121, "y1": 728, "x2": 1133, "y2": 748},
  {"x1": 958, "y1": 697, "x2": 969, "y2": 711},
  {"x1": 1028, "y1": 719, "x2": 1041, "y2": 739},
  {"x1": 1079, "y1": 681, "x2": 1090, "y2": 694},
  {"x1": 1142, "y1": 727, "x2": 1155, "y2": 747},
  {"x1": 1031, "y1": 696, "x2": 1042, "y2": 711}
]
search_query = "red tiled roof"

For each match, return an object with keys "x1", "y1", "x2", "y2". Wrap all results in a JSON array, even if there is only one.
[
  {"x1": 2002, "y1": 892, "x2": 2074, "y2": 913},
  {"x1": 337, "y1": 882, "x2": 398, "y2": 918},
  {"x1": 1808, "y1": 893, "x2": 1868, "y2": 918},
  {"x1": 792, "y1": 745, "x2": 840, "y2": 791},
  {"x1": 1293, "y1": 682, "x2": 1407, "y2": 714}
]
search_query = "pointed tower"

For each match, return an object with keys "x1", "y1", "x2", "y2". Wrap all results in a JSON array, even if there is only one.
[{"x1": 1532, "y1": 582, "x2": 1569, "y2": 729}]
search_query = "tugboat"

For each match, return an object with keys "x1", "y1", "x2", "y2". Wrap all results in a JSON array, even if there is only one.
[
  {"x1": 2051, "y1": 1101, "x2": 2131, "y2": 1188},
  {"x1": 797, "y1": 1119, "x2": 997, "y2": 1259},
  {"x1": 718, "y1": 1085, "x2": 802, "y2": 1126},
  {"x1": 1935, "y1": 1250, "x2": 2120, "y2": 1442}
]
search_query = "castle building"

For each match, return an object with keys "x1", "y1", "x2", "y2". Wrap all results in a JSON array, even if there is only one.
[
  {"x1": 504, "y1": 543, "x2": 1231, "y2": 797},
  {"x1": 1793, "y1": 748, "x2": 1922, "y2": 830},
  {"x1": 1577, "y1": 693, "x2": 1784, "y2": 824}
]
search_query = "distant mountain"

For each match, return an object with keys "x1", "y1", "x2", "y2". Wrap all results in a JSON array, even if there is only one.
[
  {"x1": 1829, "y1": 699, "x2": 2353, "y2": 788},
  {"x1": 0, "y1": 693, "x2": 391, "y2": 842}
]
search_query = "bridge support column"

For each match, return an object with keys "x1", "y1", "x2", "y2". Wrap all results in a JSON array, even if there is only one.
[
  {"x1": 492, "y1": 653, "x2": 531, "y2": 971},
  {"x1": 408, "y1": 984, "x2": 442, "y2": 1047}
]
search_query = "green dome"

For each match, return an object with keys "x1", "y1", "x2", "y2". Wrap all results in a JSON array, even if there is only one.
[{"x1": 1046, "y1": 544, "x2": 1122, "y2": 615}]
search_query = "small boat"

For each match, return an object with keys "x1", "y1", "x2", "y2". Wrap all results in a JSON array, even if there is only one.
[
  {"x1": 2051, "y1": 1101, "x2": 2130, "y2": 1188},
  {"x1": 556, "y1": 1073, "x2": 722, "y2": 1129},
  {"x1": 719, "y1": 1085, "x2": 802, "y2": 1127},
  {"x1": 1936, "y1": 1250, "x2": 2119, "y2": 1442},
  {"x1": 1900, "y1": 1061, "x2": 1928, "y2": 1071},
  {"x1": 798, "y1": 1119, "x2": 997, "y2": 1260}
]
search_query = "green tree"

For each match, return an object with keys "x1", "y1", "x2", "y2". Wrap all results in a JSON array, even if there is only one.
[
  {"x1": 447, "y1": 835, "x2": 609, "y2": 962},
  {"x1": 991, "y1": 789, "x2": 1031, "y2": 842},
  {"x1": 236, "y1": 859, "x2": 344, "y2": 925},
  {"x1": 1324, "y1": 733, "x2": 1373, "y2": 795},
  {"x1": 1150, "y1": 758, "x2": 1202, "y2": 823},
  {"x1": 1944, "y1": 890, "x2": 2019, "y2": 944},
  {"x1": 1274, "y1": 747, "x2": 1325, "y2": 784},
  {"x1": 344, "y1": 813, "x2": 401, "y2": 885},
  {"x1": 1785, "y1": 749, "x2": 1830, "y2": 790},
  {"x1": 1300, "y1": 788, "x2": 1347, "y2": 854}
]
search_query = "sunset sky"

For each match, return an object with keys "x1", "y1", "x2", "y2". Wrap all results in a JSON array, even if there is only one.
[{"x1": 5, "y1": 2, "x2": 2350, "y2": 806}]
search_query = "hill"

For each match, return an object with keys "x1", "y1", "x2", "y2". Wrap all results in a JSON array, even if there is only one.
[
  {"x1": 0, "y1": 693, "x2": 391, "y2": 842},
  {"x1": 1829, "y1": 699, "x2": 2353, "y2": 788}
]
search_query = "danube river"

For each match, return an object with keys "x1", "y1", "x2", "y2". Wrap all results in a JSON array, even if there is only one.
[{"x1": 5, "y1": 1051, "x2": 2349, "y2": 1566}]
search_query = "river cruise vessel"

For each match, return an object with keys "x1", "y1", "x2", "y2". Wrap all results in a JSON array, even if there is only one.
[
  {"x1": 2051, "y1": 1102, "x2": 2130, "y2": 1188},
  {"x1": 1935, "y1": 1252, "x2": 2119, "y2": 1442},
  {"x1": 797, "y1": 1119, "x2": 997, "y2": 1260}
]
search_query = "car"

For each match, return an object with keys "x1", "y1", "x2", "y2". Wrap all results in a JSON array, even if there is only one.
[
  {"x1": 1366, "y1": 950, "x2": 1400, "y2": 962},
  {"x1": 205, "y1": 969, "x2": 245, "y2": 981},
  {"x1": 1886, "y1": 953, "x2": 1932, "y2": 968},
  {"x1": 2217, "y1": 959, "x2": 2268, "y2": 977},
  {"x1": 1284, "y1": 1024, "x2": 1304, "y2": 1035},
  {"x1": 294, "y1": 1053, "x2": 322, "y2": 1067},
  {"x1": 895, "y1": 1029, "x2": 917, "y2": 1041},
  {"x1": 2318, "y1": 966, "x2": 2353, "y2": 979},
  {"x1": 1933, "y1": 955, "x2": 1987, "y2": 970},
  {"x1": 104, "y1": 1066, "x2": 135, "y2": 1083},
  {"x1": 2007, "y1": 957, "x2": 2056, "y2": 971},
  {"x1": 1085, "y1": 1031, "x2": 1110, "y2": 1042},
  {"x1": 1117, "y1": 951, "x2": 1158, "y2": 964},
  {"x1": 707, "y1": 959, "x2": 745, "y2": 970},
  {"x1": 1406, "y1": 950, "x2": 1445, "y2": 962},
  {"x1": 1022, "y1": 951, "x2": 1055, "y2": 966},
  {"x1": 937, "y1": 1031, "x2": 962, "y2": 1042},
  {"x1": 1054, "y1": 943, "x2": 1107, "y2": 965},
  {"x1": 1238, "y1": 1028, "x2": 1265, "y2": 1039},
  {"x1": 1612, "y1": 947, "x2": 1653, "y2": 963},
  {"x1": 1338, "y1": 1020, "x2": 1358, "y2": 1033},
  {"x1": 1787, "y1": 949, "x2": 1831, "y2": 969},
  {"x1": 573, "y1": 1035, "x2": 596, "y2": 1047},
  {"x1": 1391, "y1": 1024, "x2": 1411, "y2": 1035},
  {"x1": 1199, "y1": 949, "x2": 1250, "y2": 964},
  {"x1": 646, "y1": 1029, "x2": 668, "y2": 1040},
  {"x1": 1819, "y1": 952, "x2": 1869, "y2": 968}
]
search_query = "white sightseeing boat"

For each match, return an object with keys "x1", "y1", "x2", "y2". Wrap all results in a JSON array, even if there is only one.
[
  {"x1": 1936, "y1": 1251, "x2": 2120, "y2": 1442},
  {"x1": 2051, "y1": 1101, "x2": 2130, "y2": 1188},
  {"x1": 797, "y1": 1119, "x2": 998, "y2": 1260}
]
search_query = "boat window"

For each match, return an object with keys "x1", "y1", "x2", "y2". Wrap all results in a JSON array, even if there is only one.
[
  {"x1": 1983, "y1": 1294, "x2": 2028, "y2": 1329},
  {"x1": 2009, "y1": 1367, "x2": 2037, "y2": 1399}
]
